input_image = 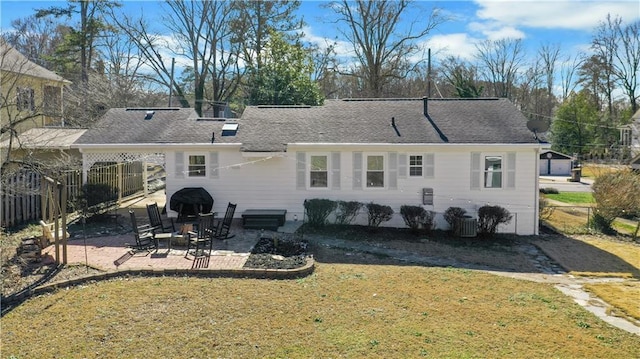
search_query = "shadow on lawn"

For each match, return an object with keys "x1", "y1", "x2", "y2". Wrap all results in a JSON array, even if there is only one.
[{"x1": 533, "y1": 233, "x2": 640, "y2": 278}]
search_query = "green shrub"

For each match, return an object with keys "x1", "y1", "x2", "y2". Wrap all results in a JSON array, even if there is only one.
[
  {"x1": 477, "y1": 205, "x2": 512, "y2": 237},
  {"x1": 540, "y1": 187, "x2": 559, "y2": 194},
  {"x1": 304, "y1": 199, "x2": 337, "y2": 228},
  {"x1": 400, "y1": 205, "x2": 434, "y2": 234},
  {"x1": 444, "y1": 207, "x2": 467, "y2": 233},
  {"x1": 366, "y1": 202, "x2": 394, "y2": 228},
  {"x1": 335, "y1": 201, "x2": 363, "y2": 225},
  {"x1": 78, "y1": 183, "x2": 118, "y2": 217}
]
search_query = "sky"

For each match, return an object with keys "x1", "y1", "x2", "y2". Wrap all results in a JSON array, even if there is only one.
[{"x1": 1, "y1": 0, "x2": 639, "y2": 65}]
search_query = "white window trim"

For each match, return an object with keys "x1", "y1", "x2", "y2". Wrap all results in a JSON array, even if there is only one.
[
  {"x1": 365, "y1": 153, "x2": 386, "y2": 189},
  {"x1": 186, "y1": 152, "x2": 207, "y2": 178},
  {"x1": 408, "y1": 154, "x2": 424, "y2": 177},
  {"x1": 483, "y1": 153, "x2": 504, "y2": 189},
  {"x1": 308, "y1": 153, "x2": 330, "y2": 190}
]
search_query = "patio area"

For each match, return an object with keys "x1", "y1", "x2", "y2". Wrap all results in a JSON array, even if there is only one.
[{"x1": 40, "y1": 191, "x2": 305, "y2": 274}]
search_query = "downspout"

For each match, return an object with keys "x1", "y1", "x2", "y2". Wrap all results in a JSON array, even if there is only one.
[{"x1": 534, "y1": 146, "x2": 541, "y2": 235}]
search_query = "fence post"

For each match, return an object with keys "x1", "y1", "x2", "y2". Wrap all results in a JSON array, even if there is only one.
[
  {"x1": 61, "y1": 180, "x2": 68, "y2": 265},
  {"x1": 587, "y1": 207, "x2": 591, "y2": 230}
]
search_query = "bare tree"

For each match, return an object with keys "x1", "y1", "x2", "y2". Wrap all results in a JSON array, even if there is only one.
[
  {"x1": 475, "y1": 38, "x2": 525, "y2": 100},
  {"x1": 109, "y1": 1, "x2": 241, "y2": 116},
  {"x1": 538, "y1": 43, "x2": 561, "y2": 117},
  {"x1": 592, "y1": 15, "x2": 639, "y2": 113},
  {"x1": 559, "y1": 54, "x2": 583, "y2": 102},
  {"x1": 328, "y1": 0, "x2": 444, "y2": 97}
]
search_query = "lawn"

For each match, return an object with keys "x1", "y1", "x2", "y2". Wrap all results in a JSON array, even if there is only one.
[
  {"x1": 544, "y1": 192, "x2": 594, "y2": 204},
  {"x1": 2, "y1": 262, "x2": 639, "y2": 358}
]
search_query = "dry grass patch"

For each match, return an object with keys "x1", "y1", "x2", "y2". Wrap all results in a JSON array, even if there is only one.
[
  {"x1": 534, "y1": 235, "x2": 640, "y2": 278},
  {"x1": 3, "y1": 264, "x2": 640, "y2": 358},
  {"x1": 544, "y1": 208, "x2": 590, "y2": 233},
  {"x1": 584, "y1": 281, "x2": 640, "y2": 322}
]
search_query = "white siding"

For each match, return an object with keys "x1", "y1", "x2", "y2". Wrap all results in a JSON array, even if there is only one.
[{"x1": 164, "y1": 144, "x2": 540, "y2": 235}]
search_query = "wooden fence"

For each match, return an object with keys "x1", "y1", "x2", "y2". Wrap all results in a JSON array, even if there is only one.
[{"x1": 1, "y1": 161, "x2": 145, "y2": 228}]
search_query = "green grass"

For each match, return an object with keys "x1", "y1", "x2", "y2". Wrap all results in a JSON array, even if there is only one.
[
  {"x1": 545, "y1": 192, "x2": 594, "y2": 204},
  {"x1": 2, "y1": 264, "x2": 639, "y2": 358}
]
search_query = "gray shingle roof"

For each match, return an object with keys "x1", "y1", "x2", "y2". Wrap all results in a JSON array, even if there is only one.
[
  {"x1": 75, "y1": 98, "x2": 538, "y2": 150},
  {"x1": 239, "y1": 98, "x2": 537, "y2": 151},
  {"x1": 74, "y1": 108, "x2": 239, "y2": 145}
]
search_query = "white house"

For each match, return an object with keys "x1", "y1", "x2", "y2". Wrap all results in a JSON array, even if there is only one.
[{"x1": 73, "y1": 98, "x2": 544, "y2": 235}]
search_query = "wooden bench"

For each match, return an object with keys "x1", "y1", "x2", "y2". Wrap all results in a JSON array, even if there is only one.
[{"x1": 242, "y1": 209, "x2": 287, "y2": 231}]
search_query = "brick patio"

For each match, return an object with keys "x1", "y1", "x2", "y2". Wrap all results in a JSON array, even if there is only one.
[{"x1": 41, "y1": 221, "x2": 262, "y2": 271}]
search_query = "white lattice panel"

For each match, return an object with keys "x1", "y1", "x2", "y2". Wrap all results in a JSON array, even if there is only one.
[{"x1": 83, "y1": 152, "x2": 165, "y2": 171}]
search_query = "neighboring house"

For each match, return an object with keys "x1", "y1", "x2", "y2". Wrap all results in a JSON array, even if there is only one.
[
  {"x1": 0, "y1": 127, "x2": 86, "y2": 165},
  {"x1": 539, "y1": 150, "x2": 573, "y2": 176},
  {"x1": 0, "y1": 40, "x2": 71, "y2": 138},
  {"x1": 74, "y1": 98, "x2": 543, "y2": 235},
  {"x1": 619, "y1": 109, "x2": 640, "y2": 158}
]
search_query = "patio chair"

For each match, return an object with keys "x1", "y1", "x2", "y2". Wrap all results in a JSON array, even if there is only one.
[
  {"x1": 185, "y1": 212, "x2": 216, "y2": 258},
  {"x1": 147, "y1": 202, "x2": 175, "y2": 233},
  {"x1": 129, "y1": 210, "x2": 158, "y2": 252},
  {"x1": 212, "y1": 202, "x2": 236, "y2": 240}
]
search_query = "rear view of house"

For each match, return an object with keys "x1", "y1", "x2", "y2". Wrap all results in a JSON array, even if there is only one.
[{"x1": 74, "y1": 98, "x2": 543, "y2": 235}]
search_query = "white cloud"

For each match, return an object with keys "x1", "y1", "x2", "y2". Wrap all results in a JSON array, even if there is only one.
[
  {"x1": 474, "y1": 0, "x2": 640, "y2": 31},
  {"x1": 423, "y1": 33, "x2": 481, "y2": 61},
  {"x1": 301, "y1": 26, "x2": 354, "y2": 59},
  {"x1": 468, "y1": 22, "x2": 526, "y2": 41}
]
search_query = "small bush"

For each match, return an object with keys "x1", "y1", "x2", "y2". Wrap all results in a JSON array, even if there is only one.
[
  {"x1": 477, "y1": 205, "x2": 512, "y2": 237},
  {"x1": 540, "y1": 187, "x2": 559, "y2": 194},
  {"x1": 400, "y1": 205, "x2": 434, "y2": 234},
  {"x1": 591, "y1": 169, "x2": 640, "y2": 233},
  {"x1": 366, "y1": 202, "x2": 394, "y2": 228},
  {"x1": 335, "y1": 201, "x2": 363, "y2": 225},
  {"x1": 539, "y1": 197, "x2": 555, "y2": 220},
  {"x1": 444, "y1": 207, "x2": 467, "y2": 233},
  {"x1": 78, "y1": 183, "x2": 118, "y2": 218},
  {"x1": 303, "y1": 199, "x2": 336, "y2": 228},
  {"x1": 422, "y1": 210, "x2": 436, "y2": 234}
]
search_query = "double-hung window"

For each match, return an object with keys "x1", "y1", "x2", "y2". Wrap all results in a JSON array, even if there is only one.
[
  {"x1": 409, "y1": 155, "x2": 423, "y2": 177},
  {"x1": 310, "y1": 155, "x2": 328, "y2": 188},
  {"x1": 17, "y1": 87, "x2": 35, "y2": 111},
  {"x1": 188, "y1": 154, "x2": 206, "y2": 177},
  {"x1": 484, "y1": 156, "x2": 502, "y2": 188},
  {"x1": 366, "y1": 155, "x2": 384, "y2": 188}
]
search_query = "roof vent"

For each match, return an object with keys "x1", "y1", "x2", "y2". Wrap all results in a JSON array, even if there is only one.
[{"x1": 144, "y1": 111, "x2": 155, "y2": 120}]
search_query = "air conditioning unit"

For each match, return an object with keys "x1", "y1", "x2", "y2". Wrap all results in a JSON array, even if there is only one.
[{"x1": 456, "y1": 216, "x2": 477, "y2": 238}]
